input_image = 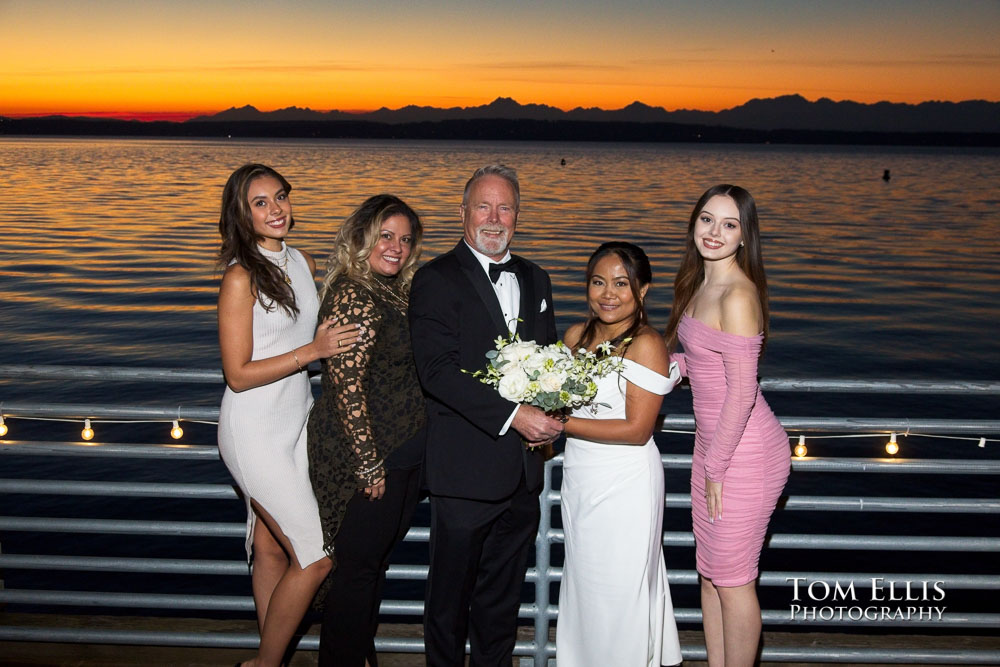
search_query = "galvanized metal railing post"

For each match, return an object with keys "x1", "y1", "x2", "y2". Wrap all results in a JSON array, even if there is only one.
[{"x1": 530, "y1": 458, "x2": 556, "y2": 666}]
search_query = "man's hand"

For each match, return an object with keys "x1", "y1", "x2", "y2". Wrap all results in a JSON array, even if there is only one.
[{"x1": 511, "y1": 404, "x2": 564, "y2": 443}]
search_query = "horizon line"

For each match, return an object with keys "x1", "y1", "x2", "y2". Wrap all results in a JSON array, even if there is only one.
[{"x1": 5, "y1": 93, "x2": 998, "y2": 123}]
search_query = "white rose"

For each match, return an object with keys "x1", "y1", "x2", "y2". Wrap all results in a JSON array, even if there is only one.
[
  {"x1": 511, "y1": 341, "x2": 538, "y2": 360},
  {"x1": 520, "y1": 352, "x2": 548, "y2": 374},
  {"x1": 537, "y1": 371, "x2": 565, "y2": 393},
  {"x1": 497, "y1": 341, "x2": 535, "y2": 365},
  {"x1": 495, "y1": 358, "x2": 521, "y2": 374},
  {"x1": 497, "y1": 367, "x2": 530, "y2": 402}
]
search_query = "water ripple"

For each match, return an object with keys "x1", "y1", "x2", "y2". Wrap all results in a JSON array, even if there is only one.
[{"x1": 2, "y1": 138, "x2": 998, "y2": 386}]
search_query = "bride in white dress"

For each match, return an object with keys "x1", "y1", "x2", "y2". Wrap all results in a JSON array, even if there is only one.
[{"x1": 557, "y1": 242, "x2": 683, "y2": 667}]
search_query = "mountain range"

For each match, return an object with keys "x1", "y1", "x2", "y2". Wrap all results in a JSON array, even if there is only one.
[{"x1": 187, "y1": 95, "x2": 1000, "y2": 134}]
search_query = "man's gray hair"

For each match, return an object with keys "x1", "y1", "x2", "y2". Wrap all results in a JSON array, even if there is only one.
[{"x1": 462, "y1": 164, "x2": 520, "y2": 210}]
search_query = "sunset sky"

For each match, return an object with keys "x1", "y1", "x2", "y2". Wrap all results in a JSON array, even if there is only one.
[{"x1": 3, "y1": 0, "x2": 998, "y2": 120}]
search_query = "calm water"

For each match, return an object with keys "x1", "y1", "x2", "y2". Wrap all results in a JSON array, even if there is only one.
[
  {"x1": 1, "y1": 138, "x2": 998, "y2": 620},
  {"x1": 3, "y1": 137, "x2": 999, "y2": 381}
]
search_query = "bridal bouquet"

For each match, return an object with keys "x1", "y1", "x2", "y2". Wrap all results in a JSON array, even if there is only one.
[{"x1": 466, "y1": 334, "x2": 625, "y2": 413}]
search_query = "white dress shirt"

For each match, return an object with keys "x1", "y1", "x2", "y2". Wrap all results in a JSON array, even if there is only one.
[{"x1": 464, "y1": 241, "x2": 520, "y2": 333}]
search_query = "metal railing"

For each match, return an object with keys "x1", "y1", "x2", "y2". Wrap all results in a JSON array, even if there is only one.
[{"x1": 1, "y1": 365, "x2": 999, "y2": 665}]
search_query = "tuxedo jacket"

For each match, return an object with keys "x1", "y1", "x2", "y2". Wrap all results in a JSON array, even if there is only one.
[{"x1": 408, "y1": 241, "x2": 557, "y2": 501}]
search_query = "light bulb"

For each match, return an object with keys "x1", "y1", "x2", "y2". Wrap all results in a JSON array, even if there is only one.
[
  {"x1": 81, "y1": 419, "x2": 94, "y2": 441},
  {"x1": 0, "y1": 416, "x2": 7, "y2": 437},
  {"x1": 170, "y1": 420, "x2": 184, "y2": 440},
  {"x1": 793, "y1": 435, "x2": 807, "y2": 458},
  {"x1": 979, "y1": 437, "x2": 986, "y2": 449},
  {"x1": 885, "y1": 432, "x2": 898, "y2": 456}
]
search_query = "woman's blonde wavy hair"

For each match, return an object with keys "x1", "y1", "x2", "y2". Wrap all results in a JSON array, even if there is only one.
[{"x1": 320, "y1": 194, "x2": 423, "y2": 301}]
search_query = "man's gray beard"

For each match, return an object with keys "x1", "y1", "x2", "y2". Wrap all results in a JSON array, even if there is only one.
[{"x1": 473, "y1": 230, "x2": 510, "y2": 258}]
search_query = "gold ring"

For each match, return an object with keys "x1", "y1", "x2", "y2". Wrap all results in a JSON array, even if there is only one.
[{"x1": 338, "y1": 340, "x2": 343, "y2": 347}]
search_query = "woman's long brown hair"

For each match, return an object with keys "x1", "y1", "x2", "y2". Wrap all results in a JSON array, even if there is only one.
[{"x1": 217, "y1": 163, "x2": 299, "y2": 317}]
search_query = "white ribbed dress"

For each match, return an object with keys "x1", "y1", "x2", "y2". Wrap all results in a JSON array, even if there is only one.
[
  {"x1": 217, "y1": 242, "x2": 327, "y2": 567},
  {"x1": 557, "y1": 359, "x2": 683, "y2": 667}
]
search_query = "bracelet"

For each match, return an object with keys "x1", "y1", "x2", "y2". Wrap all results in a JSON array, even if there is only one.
[
  {"x1": 291, "y1": 349, "x2": 303, "y2": 372},
  {"x1": 357, "y1": 458, "x2": 384, "y2": 476}
]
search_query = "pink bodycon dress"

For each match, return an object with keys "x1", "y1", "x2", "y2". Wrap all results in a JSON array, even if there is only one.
[{"x1": 676, "y1": 314, "x2": 790, "y2": 587}]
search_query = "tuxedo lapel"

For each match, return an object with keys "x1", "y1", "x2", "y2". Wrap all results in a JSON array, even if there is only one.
[
  {"x1": 514, "y1": 255, "x2": 537, "y2": 340},
  {"x1": 455, "y1": 242, "x2": 508, "y2": 336}
]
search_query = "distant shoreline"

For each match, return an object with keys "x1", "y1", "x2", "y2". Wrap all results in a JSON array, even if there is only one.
[{"x1": 2, "y1": 117, "x2": 998, "y2": 147}]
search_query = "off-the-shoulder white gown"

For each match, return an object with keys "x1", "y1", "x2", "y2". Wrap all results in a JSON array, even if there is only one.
[{"x1": 556, "y1": 358, "x2": 683, "y2": 666}]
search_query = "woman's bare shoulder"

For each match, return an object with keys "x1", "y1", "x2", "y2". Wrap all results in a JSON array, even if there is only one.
[
  {"x1": 218, "y1": 264, "x2": 255, "y2": 316},
  {"x1": 563, "y1": 321, "x2": 586, "y2": 348},
  {"x1": 623, "y1": 326, "x2": 670, "y2": 373},
  {"x1": 719, "y1": 283, "x2": 762, "y2": 336},
  {"x1": 220, "y1": 263, "x2": 251, "y2": 294}
]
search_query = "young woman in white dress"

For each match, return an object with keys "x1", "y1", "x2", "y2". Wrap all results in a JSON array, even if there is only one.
[
  {"x1": 216, "y1": 163, "x2": 360, "y2": 667},
  {"x1": 557, "y1": 242, "x2": 683, "y2": 667}
]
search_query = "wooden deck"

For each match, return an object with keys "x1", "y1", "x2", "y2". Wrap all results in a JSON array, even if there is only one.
[{"x1": 3, "y1": 613, "x2": 998, "y2": 666}]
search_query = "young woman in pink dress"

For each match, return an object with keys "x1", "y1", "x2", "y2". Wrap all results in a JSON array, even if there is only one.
[{"x1": 663, "y1": 185, "x2": 790, "y2": 666}]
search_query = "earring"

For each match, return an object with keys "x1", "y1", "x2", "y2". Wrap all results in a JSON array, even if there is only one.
[{"x1": 740, "y1": 241, "x2": 745, "y2": 247}]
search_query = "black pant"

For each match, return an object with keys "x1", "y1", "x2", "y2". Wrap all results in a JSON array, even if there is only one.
[
  {"x1": 423, "y1": 474, "x2": 541, "y2": 667},
  {"x1": 318, "y1": 465, "x2": 422, "y2": 667}
]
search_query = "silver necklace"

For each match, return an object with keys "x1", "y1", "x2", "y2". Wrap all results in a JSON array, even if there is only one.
[{"x1": 274, "y1": 253, "x2": 292, "y2": 286}]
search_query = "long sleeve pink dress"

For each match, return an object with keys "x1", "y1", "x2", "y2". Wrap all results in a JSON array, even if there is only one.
[{"x1": 676, "y1": 314, "x2": 790, "y2": 586}]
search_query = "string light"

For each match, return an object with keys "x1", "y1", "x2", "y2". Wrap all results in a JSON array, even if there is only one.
[
  {"x1": 1, "y1": 418, "x2": 992, "y2": 451},
  {"x1": 0, "y1": 414, "x2": 222, "y2": 443}
]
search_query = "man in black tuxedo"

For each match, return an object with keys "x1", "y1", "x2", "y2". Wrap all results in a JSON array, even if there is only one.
[{"x1": 409, "y1": 165, "x2": 565, "y2": 666}]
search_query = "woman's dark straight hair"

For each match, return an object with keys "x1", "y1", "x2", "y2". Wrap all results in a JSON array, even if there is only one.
[{"x1": 574, "y1": 241, "x2": 652, "y2": 355}]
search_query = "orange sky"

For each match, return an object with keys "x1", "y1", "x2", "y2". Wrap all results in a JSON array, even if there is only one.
[{"x1": 3, "y1": 1, "x2": 998, "y2": 120}]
